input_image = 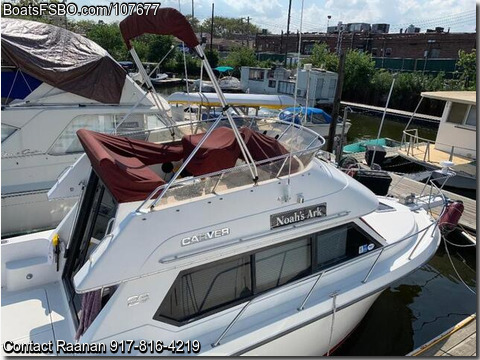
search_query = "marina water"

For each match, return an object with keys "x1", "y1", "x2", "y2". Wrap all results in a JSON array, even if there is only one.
[{"x1": 160, "y1": 85, "x2": 476, "y2": 356}]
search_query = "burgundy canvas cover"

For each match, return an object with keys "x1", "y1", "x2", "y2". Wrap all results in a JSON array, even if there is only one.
[
  {"x1": 119, "y1": 8, "x2": 199, "y2": 50},
  {"x1": 77, "y1": 129, "x2": 183, "y2": 203},
  {"x1": 182, "y1": 127, "x2": 241, "y2": 176},
  {"x1": 240, "y1": 127, "x2": 289, "y2": 161},
  {"x1": 1, "y1": 19, "x2": 126, "y2": 104}
]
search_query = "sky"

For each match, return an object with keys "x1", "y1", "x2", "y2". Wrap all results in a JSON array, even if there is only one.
[{"x1": 73, "y1": 0, "x2": 477, "y2": 34}]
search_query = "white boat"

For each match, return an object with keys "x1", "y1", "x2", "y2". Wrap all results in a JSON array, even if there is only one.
[
  {"x1": 218, "y1": 76, "x2": 244, "y2": 93},
  {"x1": 1, "y1": 8, "x2": 446, "y2": 356},
  {"x1": 279, "y1": 106, "x2": 351, "y2": 139},
  {"x1": 150, "y1": 73, "x2": 169, "y2": 85},
  {"x1": 398, "y1": 91, "x2": 476, "y2": 192},
  {"x1": 167, "y1": 91, "x2": 296, "y2": 121},
  {"x1": 1, "y1": 18, "x2": 172, "y2": 237}
]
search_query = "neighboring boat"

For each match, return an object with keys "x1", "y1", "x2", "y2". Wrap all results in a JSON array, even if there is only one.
[
  {"x1": 215, "y1": 66, "x2": 244, "y2": 93},
  {"x1": 150, "y1": 72, "x2": 169, "y2": 85},
  {"x1": 218, "y1": 75, "x2": 243, "y2": 93},
  {"x1": 1, "y1": 18, "x2": 172, "y2": 237},
  {"x1": 1, "y1": 8, "x2": 445, "y2": 356},
  {"x1": 279, "y1": 106, "x2": 351, "y2": 139},
  {"x1": 342, "y1": 138, "x2": 401, "y2": 154},
  {"x1": 396, "y1": 91, "x2": 476, "y2": 192},
  {"x1": 167, "y1": 91, "x2": 295, "y2": 121},
  {"x1": 191, "y1": 79, "x2": 216, "y2": 92}
]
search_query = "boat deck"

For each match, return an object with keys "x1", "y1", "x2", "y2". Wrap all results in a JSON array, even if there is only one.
[
  {"x1": 398, "y1": 144, "x2": 474, "y2": 166},
  {"x1": 407, "y1": 314, "x2": 476, "y2": 356}
]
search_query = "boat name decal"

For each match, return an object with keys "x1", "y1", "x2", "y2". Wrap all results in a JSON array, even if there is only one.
[
  {"x1": 181, "y1": 227, "x2": 230, "y2": 247},
  {"x1": 271, "y1": 203, "x2": 327, "y2": 229}
]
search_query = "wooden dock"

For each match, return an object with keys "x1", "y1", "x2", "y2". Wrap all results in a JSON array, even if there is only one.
[
  {"x1": 340, "y1": 101, "x2": 442, "y2": 123},
  {"x1": 341, "y1": 149, "x2": 476, "y2": 234},
  {"x1": 407, "y1": 314, "x2": 476, "y2": 356},
  {"x1": 388, "y1": 173, "x2": 476, "y2": 234}
]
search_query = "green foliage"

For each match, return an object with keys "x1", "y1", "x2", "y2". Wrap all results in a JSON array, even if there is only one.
[
  {"x1": 456, "y1": 49, "x2": 476, "y2": 90},
  {"x1": 86, "y1": 22, "x2": 128, "y2": 60},
  {"x1": 144, "y1": 34, "x2": 175, "y2": 63},
  {"x1": 220, "y1": 46, "x2": 258, "y2": 76},
  {"x1": 303, "y1": 43, "x2": 338, "y2": 71},
  {"x1": 343, "y1": 50, "x2": 376, "y2": 98},
  {"x1": 201, "y1": 16, "x2": 261, "y2": 39},
  {"x1": 205, "y1": 49, "x2": 220, "y2": 68}
]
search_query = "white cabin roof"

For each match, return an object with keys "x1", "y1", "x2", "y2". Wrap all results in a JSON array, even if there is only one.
[{"x1": 421, "y1": 91, "x2": 476, "y2": 106}]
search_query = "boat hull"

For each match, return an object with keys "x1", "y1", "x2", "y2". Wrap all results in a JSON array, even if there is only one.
[{"x1": 240, "y1": 291, "x2": 381, "y2": 356}]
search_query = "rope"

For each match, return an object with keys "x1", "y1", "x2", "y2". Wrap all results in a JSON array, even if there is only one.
[
  {"x1": 442, "y1": 235, "x2": 476, "y2": 295},
  {"x1": 326, "y1": 292, "x2": 338, "y2": 356}
]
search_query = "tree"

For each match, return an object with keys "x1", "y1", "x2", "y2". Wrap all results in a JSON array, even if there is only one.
[
  {"x1": 201, "y1": 16, "x2": 261, "y2": 39},
  {"x1": 144, "y1": 34, "x2": 176, "y2": 63},
  {"x1": 303, "y1": 43, "x2": 338, "y2": 72},
  {"x1": 205, "y1": 49, "x2": 220, "y2": 69},
  {"x1": 86, "y1": 22, "x2": 128, "y2": 60},
  {"x1": 456, "y1": 49, "x2": 476, "y2": 90},
  {"x1": 342, "y1": 50, "x2": 376, "y2": 101},
  {"x1": 220, "y1": 46, "x2": 258, "y2": 76}
]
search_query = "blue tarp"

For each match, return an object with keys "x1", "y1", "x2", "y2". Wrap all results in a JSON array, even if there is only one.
[
  {"x1": 1, "y1": 71, "x2": 42, "y2": 100},
  {"x1": 283, "y1": 107, "x2": 333, "y2": 123}
]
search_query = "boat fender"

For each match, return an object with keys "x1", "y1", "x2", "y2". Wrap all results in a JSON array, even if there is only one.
[{"x1": 439, "y1": 200, "x2": 464, "y2": 232}]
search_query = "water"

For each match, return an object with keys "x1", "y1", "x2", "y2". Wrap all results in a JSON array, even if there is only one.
[
  {"x1": 346, "y1": 112, "x2": 438, "y2": 143},
  {"x1": 155, "y1": 85, "x2": 476, "y2": 355}
]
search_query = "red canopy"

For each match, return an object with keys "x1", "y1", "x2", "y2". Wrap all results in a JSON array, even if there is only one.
[
  {"x1": 77, "y1": 127, "x2": 291, "y2": 202},
  {"x1": 77, "y1": 129, "x2": 183, "y2": 203},
  {"x1": 240, "y1": 127, "x2": 289, "y2": 161},
  {"x1": 119, "y1": 8, "x2": 200, "y2": 50},
  {"x1": 182, "y1": 127, "x2": 241, "y2": 176}
]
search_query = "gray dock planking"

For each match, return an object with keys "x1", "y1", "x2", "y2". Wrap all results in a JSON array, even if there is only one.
[
  {"x1": 340, "y1": 101, "x2": 442, "y2": 123},
  {"x1": 407, "y1": 315, "x2": 476, "y2": 356}
]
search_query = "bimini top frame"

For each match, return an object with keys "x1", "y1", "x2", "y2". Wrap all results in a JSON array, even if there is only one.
[{"x1": 119, "y1": 8, "x2": 259, "y2": 182}]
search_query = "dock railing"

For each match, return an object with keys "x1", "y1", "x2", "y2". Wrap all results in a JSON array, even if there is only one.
[{"x1": 401, "y1": 129, "x2": 475, "y2": 163}]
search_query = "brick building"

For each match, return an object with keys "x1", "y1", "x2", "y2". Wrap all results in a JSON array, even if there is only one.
[{"x1": 255, "y1": 31, "x2": 476, "y2": 60}]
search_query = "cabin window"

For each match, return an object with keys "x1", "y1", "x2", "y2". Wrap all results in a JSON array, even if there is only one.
[
  {"x1": 268, "y1": 80, "x2": 276, "y2": 88},
  {"x1": 48, "y1": 114, "x2": 161, "y2": 155},
  {"x1": 155, "y1": 222, "x2": 381, "y2": 325},
  {"x1": 1, "y1": 124, "x2": 18, "y2": 143},
  {"x1": 314, "y1": 224, "x2": 380, "y2": 271},
  {"x1": 248, "y1": 69, "x2": 264, "y2": 81},
  {"x1": 155, "y1": 257, "x2": 252, "y2": 323},
  {"x1": 254, "y1": 238, "x2": 311, "y2": 293},
  {"x1": 464, "y1": 106, "x2": 476, "y2": 127},
  {"x1": 447, "y1": 102, "x2": 468, "y2": 124},
  {"x1": 278, "y1": 81, "x2": 295, "y2": 95}
]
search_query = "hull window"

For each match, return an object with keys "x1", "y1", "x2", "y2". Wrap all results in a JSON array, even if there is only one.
[{"x1": 154, "y1": 223, "x2": 381, "y2": 326}]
